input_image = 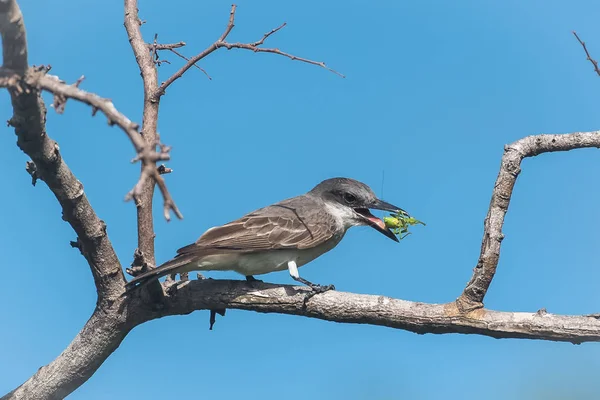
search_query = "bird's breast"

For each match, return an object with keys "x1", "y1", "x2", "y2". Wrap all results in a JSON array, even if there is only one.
[{"x1": 233, "y1": 233, "x2": 345, "y2": 276}]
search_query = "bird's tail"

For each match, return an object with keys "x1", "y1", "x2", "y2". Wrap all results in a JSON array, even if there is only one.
[{"x1": 125, "y1": 255, "x2": 195, "y2": 292}]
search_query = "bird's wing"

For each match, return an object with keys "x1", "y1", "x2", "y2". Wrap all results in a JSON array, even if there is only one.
[{"x1": 175, "y1": 196, "x2": 337, "y2": 256}]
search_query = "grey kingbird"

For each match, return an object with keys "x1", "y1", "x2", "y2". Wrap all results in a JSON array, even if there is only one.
[{"x1": 125, "y1": 177, "x2": 407, "y2": 293}]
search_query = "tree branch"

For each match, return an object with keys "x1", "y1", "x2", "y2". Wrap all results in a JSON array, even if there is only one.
[
  {"x1": 2, "y1": 300, "x2": 134, "y2": 400},
  {"x1": 573, "y1": 31, "x2": 600, "y2": 77},
  {"x1": 8, "y1": 271, "x2": 600, "y2": 399},
  {"x1": 457, "y1": 131, "x2": 600, "y2": 311},
  {"x1": 166, "y1": 48, "x2": 212, "y2": 80},
  {"x1": 0, "y1": 67, "x2": 182, "y2": 221},
  {"x1": 0, "y1": 0, "x2": 27, "y2": 74},
  {"x1": 146, "y1": 40, "x2": 186, "y2": 51},
  {"x1": 150, "y1": 280, "x2": 600, "y2": 343},
  {"x1": 154, "y1": 4, "x2": 343, "y2": 99},
  {"x1": 0, "y1": 0, "x2": 124, "y2": 301},
  {"x1": 123, "y1": 0, "x2": 176, "y2": 300}
]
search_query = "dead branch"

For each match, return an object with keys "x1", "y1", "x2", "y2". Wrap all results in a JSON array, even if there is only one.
[
  {"x1": 147, "y1": 40, "x2": 186, "y2": 51},
  {"x1": 9, "y1": 273, "x2": 600, "y2": 399},
  {"x1": 457, "y1": 131, "x2": 600, "y2": 311},
  {"x1": 51, "y1": 74, "x2": 84, "y2": 113},
  {"x1": 37, "y1": 71, "x2": 182, "y2": 220},
  {"x1": 0, "y1": 0, "x2": 27, "y2": 74},
  {"x1": 0, "y1": 67, "x2": 182, "y2": 221},
  {"x1": 0, "y1": 0, "x2": 124, "y2": 300},
  {"x1": 124, "y1": 0, "x2": 164, "y2": 274},
  {"x1": 154, "y1": 4, "x2": 343, "y2": 99},
  {"x1": 157, "y1": 280, "x2": 600, "y2": 343},
  {"x1": 2, "y1": 301, "x2": 134, "y2": 400},
  {"x1": 573, "y1": 31, "x2": 600, "y2": 76},
  {"x1": 168, "y1": 48, "x2": 212, "y2": 80}
]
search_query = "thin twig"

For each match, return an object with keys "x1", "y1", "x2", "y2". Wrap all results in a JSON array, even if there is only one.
[
  {"x1": 250, "y1": 22, "x2": 287, "y2": 47},
  {"x1": 219, "y1": 42, "x2": 345, "y2": 78},
  {"x1": 218, "y1": 4, "x2": 237, "y2": 42},
  {"x1": 573, "y1": 31, "x2": 600, "y2": 76},
  {"x1": 169, "y1": 48, "x2": 212, "y2": 80},
  {"x1": 147, "y1": 41, "x2": 186, "y2": 51},
  {"x1": 154, "y1": 4, "x2": 343, "y2": 98},
  {"x1": 149, "y1": 34, "x2": 173, "y2": 66}
]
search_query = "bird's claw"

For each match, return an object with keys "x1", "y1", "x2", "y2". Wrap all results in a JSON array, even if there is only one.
[
  {"x1": 312, "y1": 283, "x2": 335, "y2": 293},
  {"x1": 245, "y1": 275, "x2": 263, "y2": 288},
  {"x1": 303, "y1": 283, "x2": 335, "y2": 305}
]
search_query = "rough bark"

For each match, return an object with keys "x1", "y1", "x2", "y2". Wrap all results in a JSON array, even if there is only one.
[
  {"x1": 2, "y1": 300, "x2": 134, "y2": 400},
  {"x1": 0, "y1": 1, "x2": 124, "y2": 302}
]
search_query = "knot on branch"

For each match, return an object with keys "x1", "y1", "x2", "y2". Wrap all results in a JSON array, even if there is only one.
[
  {"x1": 126, "y1": 248, "x2": 154, "y2": 277},
  {"x1": 46, "y1": 76, "x2": 85, "y2": 114},
  {"x1": 25, "y1": 160, "x2": 38, "y2": 185},
  {"x1": 455, "y1": 294, "x2": 484, "y2": 313},
  {"x1": 70, "y1": 237, "x2": 84, "y2": 255}
]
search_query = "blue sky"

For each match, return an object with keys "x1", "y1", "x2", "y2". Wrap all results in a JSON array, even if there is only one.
[{"x1": 2, "y1": 0, "x2": 600, "y2": 398}]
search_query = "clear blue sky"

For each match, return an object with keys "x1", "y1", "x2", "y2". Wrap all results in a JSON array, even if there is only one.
[{"x1": 2, "y1": 0, "x2": 600, "y2": 399}]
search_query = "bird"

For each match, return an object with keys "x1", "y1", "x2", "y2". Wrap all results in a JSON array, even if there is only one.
[{"x1": 125, "y1": 177, "x2": 408, "y2": 294}]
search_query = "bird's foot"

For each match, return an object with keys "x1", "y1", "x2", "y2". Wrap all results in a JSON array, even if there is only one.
[
  {"x1": 245, "y1": 275, "x2": 264, "y2": 288},
  {"x1": 303, "y1": 283, "x2": 335, "y2": 305}
]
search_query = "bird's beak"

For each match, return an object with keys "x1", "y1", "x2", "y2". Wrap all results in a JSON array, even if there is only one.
[{"x1": 354, "y1": 199, "x2": 408, "y2": 243}]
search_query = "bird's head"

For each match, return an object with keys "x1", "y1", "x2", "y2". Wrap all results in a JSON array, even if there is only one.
[{"x1": 309, "y1": 177, "x2": 408, "y2": 242}]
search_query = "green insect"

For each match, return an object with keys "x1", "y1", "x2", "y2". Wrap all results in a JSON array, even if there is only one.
[{"x1": 383, "y1": 212, "x2": 425, "y2": 240}]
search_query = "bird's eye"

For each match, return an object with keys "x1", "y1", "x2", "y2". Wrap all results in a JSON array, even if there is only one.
[{"x1": 343, "y1": 193, "x2": 357, "y2": 204}]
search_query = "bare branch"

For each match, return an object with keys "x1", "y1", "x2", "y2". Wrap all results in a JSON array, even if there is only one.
[
  {"x1": 147, "y1": 41, "x2": 186, "y2": 51},
  {"x1": 457, "y1": 131, "x2": 600, "y2": 311},
  {"x1": 125, "y1": 0, "x2": 162, "y2": 270},
  {"x1": 146, "y1": 32, "x2": 211, "y2": 80},
  {"x1": 219, "y1": 41, "x2": 345, "y2": 78},
  {"x1": 573, "y1": 31, "x2": 600, "y2": 77},
  {"x1": 51, "y1": 74, "x2": 84, "y2": 113},
  {"x1": 148, "y1": 34, "x2": 171, "y2": 67},
  {"x1": 151, "y1": 280, "x2": 600, "y2": 343},
  {"x1": 155, "y1": 4, "x2": 343, "y2": 99},
  {"x1": 249, "y1": 22, "x2": 287, "y2": 47},
  {"x1": 8, "y1": 275, "x2": 600, "y2": 399},
  {"x1": 0, "y1": 67, "x2": 183, "y2": 221},
  {"x1": 3, "y1": 300, "x2": 133, "y2": 400},
  {"x1": 168, "y1": 48, "x2": 212, "y2": 80},
  {"x1": 218, "y1": 3, "x2": 237, "y2": 42},
  {"x1": 0, "y1": 0, "x2": 125, "y2": 301},
  {"x1": 0, "y1": 0, "x2": 28, "y2": 74}
]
